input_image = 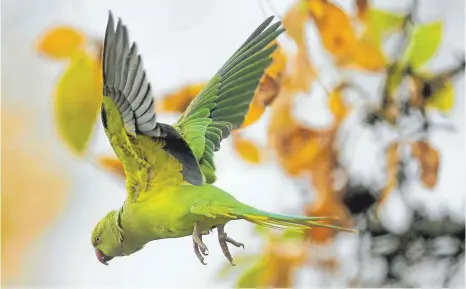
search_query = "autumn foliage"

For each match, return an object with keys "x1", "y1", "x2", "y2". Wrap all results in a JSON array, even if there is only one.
[{"x1": 36, "y1": 0, "x2": 463, "y2": 287}]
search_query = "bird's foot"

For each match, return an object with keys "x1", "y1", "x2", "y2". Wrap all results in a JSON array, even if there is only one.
[
  {"x1": 193, "y1": 222, "x2": 209, "y2": 265},
  {"x1": 217, "y1": 224, "x2": 244, "y2": 266},
  {"x1": 193, "y1": 239, "x2": 207, "y2": 265}
]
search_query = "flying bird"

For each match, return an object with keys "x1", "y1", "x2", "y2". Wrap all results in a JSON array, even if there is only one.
[{"x1": 92, "y1": 11, "x2": 356, "y2": 267}]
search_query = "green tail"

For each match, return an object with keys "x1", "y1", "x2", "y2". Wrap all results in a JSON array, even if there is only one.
[{"x1": 239, "y1": 206, "x2": 357, "y2": 233}]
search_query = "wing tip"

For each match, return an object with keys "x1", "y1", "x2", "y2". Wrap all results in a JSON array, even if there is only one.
[
  {"x1": 108, "y1": 10, "x2": 114, "y2": 21},
  {"x1": 103, "y1": 11, "x2": 131, "y2": 90},
  {"x1": 106, "y1": 11, "x2": 116, "y2": 36},
  {"x1": 263, "y1": 15, "x2": 284, "y2": 33}
]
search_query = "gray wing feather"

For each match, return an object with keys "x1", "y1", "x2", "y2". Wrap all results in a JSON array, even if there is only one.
[
  {"x1": 102, "y1": 11, "x2": 203, "y2": 185},
  {"x1": 103, "y1": 13, "x2": 158, "y2": 137}
]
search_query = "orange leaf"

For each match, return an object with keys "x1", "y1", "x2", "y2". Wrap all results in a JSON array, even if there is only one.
[
  {"x1": 97, "y1": 156, "x2": 126, "y2": 178},
  {"x1": 286, "y1": 50, "x2": 315, "y2": 93},
  {"x1": 305, "y1": 196, "x2": 352, "y2": 243},
  {"x1": 277, "y1": 129, "x2": 329, "y2": 176},
  {"x1": 355, "y1": 0, "x2": 369, "y2": 22},
  {"x1": 411, "y1": 141, "x2": 440, "y2": 189},
  {"x1": 378, "y1": 142, "x2": 400, "y2": 209},
  {"x1": 36, "y1": 26, "x2": 86, "y2": 59},
  {"x1": 262, "y1": 41, "x2": 287, "y2": 81},
  {"x1": 307, "y1": 0, "x2": 387, "y2": 71},
  {"x1": 240, "y1": 42, "x2": 286, "y2": 129},
  {"x1": 341, "y1": 40, "x2": 387, "y2": 72},
  {"x1": 260, "y1": 239, "x2": 307, "y2": 288},
  {"x1": 282, "y1": 2, "x2": 316, "y2": 93},
  {"x1": 308, "y1": 0, "x2": 358, "y2": 62},
  {"x1": 267, "y1": 86, "x2": 332, "y2": 176},
  {"x1": 267, "y1": 90, "x2": 297, "y2": 143},
  {"x1": 314, "y1": 258, "x2": 340, "y2": 272},
  {"x1": 157, "y1": 83, "x2": 205, "y2": 113},
  {"x1": 232, "y1": 133, "x2": 263, "y2": 164},
  {"x1": 304, "y1": 141, "x2": 352, "y2": 243},
  {"x1": 283, "y1": 0, "x2": 310, "y2": 51}
]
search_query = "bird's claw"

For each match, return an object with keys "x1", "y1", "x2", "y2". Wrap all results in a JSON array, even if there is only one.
[
  {"x1": 193, "y1": 240, "x2": 207, "y2": 265},
  {"x1": 217, "y1": 224, "x2": 244, "y2": 266},
  {"x1": 193, "y1": 222, "x2": 209, "y2": 264},
  {"x1": 225, "y1": 236, "x2": 245, "y2": 249},
  {"x1": 200, "y1": 245, "x2": 209, "y2": 256}
]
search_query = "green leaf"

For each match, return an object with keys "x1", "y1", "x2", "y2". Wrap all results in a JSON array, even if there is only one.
[
  {"x1": 54, "y1": 51, "x2": 101, "y2": 156},
  {"x1": 403, "y1": 21, "x2": 443, "y2": 69},
  {"x1": 235, "y1": 261, "x2": 266, "y2": 288},
  {"x1": 386, "y1": 62, "x2": 405, "y2": 94},
  {"x1": 426, "y1": 80, "x2": 455, "y2": 113},
  {"x1": 216, "y1": 254, "x2": 260, "y2": 279},
  {"x1": 364, "y1": 9, "x2": 405, "y2": 47}
]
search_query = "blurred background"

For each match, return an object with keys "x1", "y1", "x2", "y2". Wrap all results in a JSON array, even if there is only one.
[{"x1": 1, "y1": 0, "x2": 465, "y2": 288}]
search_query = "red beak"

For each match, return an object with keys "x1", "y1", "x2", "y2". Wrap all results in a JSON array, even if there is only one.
[{"x1": 95, "y1": 248, "x2": 113, "y2": 265}]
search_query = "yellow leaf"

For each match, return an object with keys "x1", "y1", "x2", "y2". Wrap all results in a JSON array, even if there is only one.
[
  {"x1": 54, "y1": 51, "x2": 102, "y2": 156},
  {"x1": 328, "y1": 83, "x2": 350, "y2": 123},
  {"x1": 97, "y1": 156, "x2": 125, "y2": 178},
  {"x1": 308, "y1": 0, "x2": 358, "y2": 62},
  {"x1": 241, "y1": 99, "x2": 266, "y2": 129},
  {"x1": 232, "y1": 133, "x2": 262, "y2": 164},
  {"x1": 37, "y1": 26, "x2": 86, "y2": 60},
  {"x1": 157, "y1": 83, "x2": 205, "y2": 113},
  {"x1": 307, "y1": 0, "x2": 326, "y2": 19},
  {"x1": 425, "y1": 80, "x2": 454, "y2": 113}
]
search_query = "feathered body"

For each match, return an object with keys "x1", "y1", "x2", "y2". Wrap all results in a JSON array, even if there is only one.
[{"x1": 91, "y1": 12, "x2": 356, "y2": 266}]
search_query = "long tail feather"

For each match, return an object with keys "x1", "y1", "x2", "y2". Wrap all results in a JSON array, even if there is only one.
[{"x1": 239, "y1": 208, "x2": 357, "y2": 233}]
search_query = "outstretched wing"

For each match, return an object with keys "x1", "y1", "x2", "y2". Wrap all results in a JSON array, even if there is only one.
[
  {"x1": 100, "y1": 12, "x2": 203, "y2": 202},
  {"x1": 174, "y1": 17, "x2": 285, "y2": 183}
]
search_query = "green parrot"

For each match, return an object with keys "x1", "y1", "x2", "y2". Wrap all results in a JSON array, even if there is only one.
[{"x1": 92, "y1": 11, "x2": 357, "y2": 267}]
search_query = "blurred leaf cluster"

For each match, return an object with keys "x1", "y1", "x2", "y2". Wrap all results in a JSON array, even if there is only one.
[
  {"x1": 217, "y1": 226, "x2": 307, "y2": 288},
  {"x1": 1, "y1": 107, "x2": 70, "y2": 283}
]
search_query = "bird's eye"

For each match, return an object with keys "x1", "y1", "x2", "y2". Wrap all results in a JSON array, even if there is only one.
[{"x1": 95, "y1": 236, "x2": 101, "y2": 243}]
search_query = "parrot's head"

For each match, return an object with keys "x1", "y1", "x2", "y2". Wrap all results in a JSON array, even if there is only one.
[{"x1": 91, "y1": 210, "x2": 124, "y2": 265}]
